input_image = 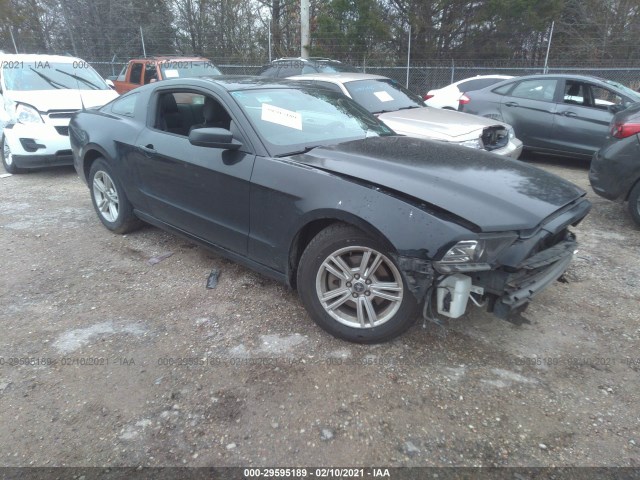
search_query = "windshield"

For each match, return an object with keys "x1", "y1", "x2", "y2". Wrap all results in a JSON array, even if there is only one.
[
  {"x1": 344, "y1": 79, "x2": 425, "y2": 114},
  {"x1": 159, "y1": 61, "x2": 221, "y2": 79},
  {"x1": 602, "y1": 79, "x2": 640, "y2": 103},
  {"x1": 231, "y1": 87, "x2": 394, "y2": 157},
  {"x1": 316, "y1": 63, "x2": 358, "y2": 73},
  {"x1": 3, "y1": 62, "x2": 110, "y2": 91}
]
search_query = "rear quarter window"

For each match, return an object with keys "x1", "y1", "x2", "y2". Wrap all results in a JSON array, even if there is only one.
[
  {"x1": 492, "y1": 83, "x2": 514, "y2": 95},
  {"x1": 109, "y1": 93, "x2": 138, "y2": 117},
  {"x1": 459, "y1": 78, "x2": 506, "y2": 92}
]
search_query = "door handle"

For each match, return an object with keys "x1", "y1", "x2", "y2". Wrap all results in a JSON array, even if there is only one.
[
  {"x1": 504, "y1": 101, "x2": 519, "y2": 107},
  {"x1": 138, "y1": 144, "x2": 157, "y2": 154},
  {"x1": 556, "y1": 111, "x2": 577, "y2": 117}
]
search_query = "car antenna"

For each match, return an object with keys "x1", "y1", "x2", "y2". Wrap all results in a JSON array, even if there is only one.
[{"x1": 75, "y1": 71, "x2": 86, "y2": 111}]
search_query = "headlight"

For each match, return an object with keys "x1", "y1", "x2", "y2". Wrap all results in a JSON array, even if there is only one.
[
  {"x1": 458, "y1": 137, "x2": 483, "y2": 149},
  {"x1": 508, "y1": 127, "x2": 515, "y2": 140},
  {"x1": 433, "y1": 233, "x2": 518, "y2": 273},
  {"x1": 16, "y1": 103, "x2": 43, "y2": 124}
]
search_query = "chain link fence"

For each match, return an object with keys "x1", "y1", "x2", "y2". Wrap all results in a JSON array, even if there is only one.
[{"x1": 88, "y1": 60, "x2": 640, "y2": 95}]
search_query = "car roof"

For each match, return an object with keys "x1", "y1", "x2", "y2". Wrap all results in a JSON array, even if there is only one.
[
  {"x1": 453, "y1": 74, "x2": 513, "y2": 84},
  {"x1": 143, "y1": 75, "x2": 328, "y2": 92},
  {"x1": 0, "y1": 53, "x2": 84, "y2": 63},
  {"x1": 127, "y1": 56, "x2": 211, "y2": 62},
  {"x1": 272, "y1": 57, "x2": 343, "y2": 64},
  {"x1": 287, "y1": 72, "x2": 388, "y2": 84},
  {"x1": 494, "y1": 73, "x2": 613, "y2": 84}
]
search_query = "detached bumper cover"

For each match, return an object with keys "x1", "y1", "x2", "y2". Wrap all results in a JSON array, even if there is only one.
[
  {"x1": 473, "y1": 196, "x2": 590, "y2": 320},
  {"x1": 476, "y1": 235, "x2": 576, "y2": 319},
  {"x1": 498, "y1": 237, "x2": 575, "y2": 311}
]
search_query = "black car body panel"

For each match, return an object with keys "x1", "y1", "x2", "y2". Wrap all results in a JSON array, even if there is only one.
[
  {"x1": 461, "y1": 74, "x2": 640, "y2": 159},
  {"x1": 294, "y1": 136, "x2": 585, "y2": 231},
  {"x1": 70, "y1": 76, "x2": 591, "y2": 332},
  {"x1": 590, "y1": 102, "x2": 640, "y2": 201}
]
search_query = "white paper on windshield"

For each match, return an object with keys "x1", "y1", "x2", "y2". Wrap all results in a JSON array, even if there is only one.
[
  {"x1": 261, "y1": 104, "x2": 302, "y2": 130},
  {"x1": 374, "y1": 90, "x2": 394, "y2": 102},
  {"x1": 164, "y1": 69, "x2": 179, "y2": 78}
]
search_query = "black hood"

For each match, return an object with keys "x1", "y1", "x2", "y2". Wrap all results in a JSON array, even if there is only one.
[{"x1": 293, "y1": 136, "x2": 586, "y2": 232}]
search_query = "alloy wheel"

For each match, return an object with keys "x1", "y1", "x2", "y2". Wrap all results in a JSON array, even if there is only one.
[
  {"x1": 315, "y1": 246, "x2": 403, "y2": 329},
  {"x1": 92, "y1": 170, "x2": 120, "y2": 223}
]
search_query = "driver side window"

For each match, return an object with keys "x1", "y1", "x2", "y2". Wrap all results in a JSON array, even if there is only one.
[{"x1": 154, "y1": 91, "x2": 232, "y2": 137}]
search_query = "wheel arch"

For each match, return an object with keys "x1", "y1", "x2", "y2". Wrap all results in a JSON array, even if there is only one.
[
  {"x1": 81, "y1": 144, "x2": 112, "y2": 184},
  {"x1": 286, "y1": 211, "x2": 394, "y2": 289},
  {"x1": 625, "y1": 176, "x2": 640, "y2": 201}
]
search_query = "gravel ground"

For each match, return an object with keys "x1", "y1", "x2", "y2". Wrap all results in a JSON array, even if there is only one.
[{"x1": 0, "y1": 153, "x2": 639, "y2": 469}]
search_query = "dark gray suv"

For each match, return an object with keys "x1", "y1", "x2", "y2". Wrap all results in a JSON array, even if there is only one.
[{"x1": 258, "y1": 57, "x2": 357, "y2": 78}]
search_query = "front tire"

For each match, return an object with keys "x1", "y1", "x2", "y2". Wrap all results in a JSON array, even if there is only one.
[
  {"x1": 89, "y1": 158, "x2": 141, "y2": 234},
  {"x1": 628, "y1": 181, "x2": 640, "y2": 227},
  {"x1": 297, "y1": 224, "x2": 419, "y2": 343},
  {"x1": 1, "y1": 135, "x2": 25, "y2": 174}
]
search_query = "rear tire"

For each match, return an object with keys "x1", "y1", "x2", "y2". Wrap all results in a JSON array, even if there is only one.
[
  {"x1": 297, "y1": 224, "x2": 418, "y2": 343},
  {"x1": 89, "y1": 158, "x2": 141, "y2": 234},
  {"x1": 1, "y1": 135, "x2": 25, "y2": 174},
  {"x1": 627, "y1": 181, "x2": 640, "y2": 227}
]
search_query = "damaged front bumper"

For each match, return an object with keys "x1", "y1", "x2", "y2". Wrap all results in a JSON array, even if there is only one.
[
  {"x1": 476, "y1": 234, "x2": 577, "y2": 320},
  {"x1": 397, "y1": 197, "x2": 590, "y2": 324}
]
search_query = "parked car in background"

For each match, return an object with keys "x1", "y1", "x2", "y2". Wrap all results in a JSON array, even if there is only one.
[
  {"x1": 0, "y1": 53, "x2": 119, "y2": 174},
  {"x1": 424, "y1": 75, "x2": 513, "y2": 109},
  {"x1": 288, "y1": 73, "x2": 522, "y2": 158},
  {"x1": 111, "y1": 56, "x2": 221, "y2": 94},
  {"x1": 459, "y1": 74, "x2": 640, "y2": 159},
  {"x1": 258, "y1": 57, "x2": 357, "y2": 78},
  {"x1": 70, "y1": 76, "x2": 590, "y2": 342},
  {"x1": 590, "y1": 102, "x2": 640, "y2": 226}
]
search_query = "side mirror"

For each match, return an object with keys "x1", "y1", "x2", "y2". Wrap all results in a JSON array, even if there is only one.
[
  {"x1": 189, "y1": 127, "x2": 242, "y2": 150},
  {"x1": 105, "y1": 79, "x2": 115, "y2": 89},
  {"x1": 608, "y1": 104, "x2": 626, "y2": 114}
]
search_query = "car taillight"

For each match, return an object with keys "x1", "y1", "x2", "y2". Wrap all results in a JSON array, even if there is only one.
[
  {"x1": 423, "y1": 94, "x2": 434, "y2": 100},
  {"x1": 611, "y1": 121, "x2": 640, "y2": 139},
  {"x1": 459, "y1": 94, "x2": 470, "y2": 106}
]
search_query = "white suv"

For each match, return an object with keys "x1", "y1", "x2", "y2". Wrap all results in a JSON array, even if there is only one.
[{"x1": 0, "y1": 54, "x2": 118, "y2": 173}]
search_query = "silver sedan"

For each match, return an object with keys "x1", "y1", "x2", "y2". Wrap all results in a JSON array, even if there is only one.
[{"x1": 288, "y1": 72, "x2": 523, "y2": 158}]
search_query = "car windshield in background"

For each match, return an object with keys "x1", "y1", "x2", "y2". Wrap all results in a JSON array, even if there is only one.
[
  {"x1": 344, "y1": 79, "x2": 425, "y2": 114},
  {"x1": 315, "y1": 63, "x2": 358, "y2": 73},
  {"x1": 231, "y1": 88, "x2": 394, "y2": 156},
  {"x1": 602, "y1": 79, "x2": 640, "y2": 103},
  {"x1": 159, "y1": 61, "x2": 221, "y2": 78},
  {"x1": 3, "y1": 63, "x2": 110, "y2": 90}
]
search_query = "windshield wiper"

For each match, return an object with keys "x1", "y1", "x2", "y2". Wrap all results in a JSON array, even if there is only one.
[
  {"x1": 29, "y1": 67, "x2": 66, "y2": 89},
  {"x1": 371, "y1": 109, "x2": 394, "y2": 115},
  {"x1": 276, "y1": 145, "x2": 321, "y2": 157},
  {"x1": 397, "y1": 105, "x2": 421, "y2": 110},
  {"x1": 55, "y1": 69, "x2": 101, "y2": 90}
]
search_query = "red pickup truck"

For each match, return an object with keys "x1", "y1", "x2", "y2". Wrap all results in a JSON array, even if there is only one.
[{"x1": 110, "y1": 56, "x2": 222, "y2": 94}]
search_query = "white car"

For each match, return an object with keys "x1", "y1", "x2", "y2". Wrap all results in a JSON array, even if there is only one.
[
  {"x1": 0, "y1": 54, "x2": 118, "y2": 173},
  {"x1": 288, "y1": 72, "x2": 522, "y2": 158},
  {"x1": 424, "y1": 75, "x2": 514, "y2": 110}
]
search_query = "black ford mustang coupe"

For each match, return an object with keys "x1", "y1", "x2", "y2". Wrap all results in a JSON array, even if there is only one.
[{"x1": 70, "y1": 77, "x2": 591, "y2": 343}]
